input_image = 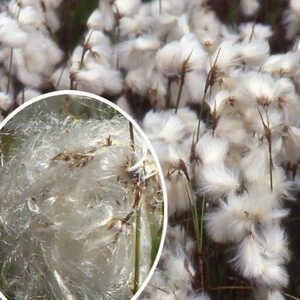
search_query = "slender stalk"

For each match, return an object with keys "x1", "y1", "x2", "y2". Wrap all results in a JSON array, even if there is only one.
[
  {"x1": 112, "y1": 5, "x2": 121, "y2": 45},
  {"x1": 134, "y1": 198, "x2": 141, "y2": 294},
  {"x1": 265, "y1": 110, "x2": 273, "y2": 192},
  {"x1": 55, "y1": 65, "x2": 66, "y2": 89},
  {"x1": 199, "y1": 195, "x2": 206, "y2": 255},
  {"x1": 70, "y1": 74, "x2": 75, "y2": 90},
  {"x1": 175, "y1": 51, "x2": 193, "y2": 113},
  {"x1": 257, "y1": 107, "x2": 273, "y2": 192},
  {"x1": 186, "y1": 181, "x2": 201, "y2": 253},
  {"x1": 268, "y1": 134, "x2": 273, "y2": 192},
  {"x1": 175, "y1": 75, "x2": 185, "y2": 113},
  {"x1": 185, "y1": 181, "x2": 205, "y2": 290},
  {"x1": 70, "y1": 30, "x2": 94, "y2": 90},
  {"x1": 196, "y1": 48, "x2": 221, "y2": 142},
  {"x1": 248, "y1": 22, "x2": 256, "y2": 42},
  {"x1": 6, "y1": 48, "x2": 13, "y2": 94},
  {"x1": 79, "y1": 30, "x2": 93, "y2": 69},
  {"x1": 165, "y1": 78, "x2": 172, "y2": 109},
  {"x1": 64, "y1": 95, "x2": 70, "y2": 114},
  {"x1": 129, "y1": 121, "x2": 135, "y2": 152},
  {"x1": 196, "y1": 98, "x2": 205, "y2": 143}
]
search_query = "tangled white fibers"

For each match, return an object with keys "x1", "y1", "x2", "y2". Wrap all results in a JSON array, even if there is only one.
[{"x1": 0, "y1": 93, "x2": 164, "y2": 300}]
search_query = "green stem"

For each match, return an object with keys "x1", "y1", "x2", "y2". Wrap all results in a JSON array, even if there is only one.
[
  {"x1": 134, "y1": 201, "x2": 141, "y2": 294},
  {"x1": 268, "y1": 137, "x2": 273, "y2": 192},
  {"x1": 199, "y1": 195, "x2": 206, "y2": 255},
  {"x1": 175, "y1": 74, "x2": 185, "y2": 114},
  {"x1": 186, "y1": 181, "x2": 201, "y2": 255},
  {"x1": 196, "y1": 100, "x2": 204, "y2": 143}
]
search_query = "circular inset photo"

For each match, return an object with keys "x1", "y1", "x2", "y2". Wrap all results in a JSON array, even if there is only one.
[{"x1": 0, "y1": 91, "x2": 167, "y2": 300}]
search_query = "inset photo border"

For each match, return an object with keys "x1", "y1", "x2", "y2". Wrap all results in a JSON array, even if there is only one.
[{"x1": 0, "y1": 90, "x2": 168, "y2": 300}]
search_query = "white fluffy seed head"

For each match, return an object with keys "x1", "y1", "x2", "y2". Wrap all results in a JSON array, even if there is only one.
[
  {"x1": 198, "y1": 162, "x2": 240, "y2": 196},
  {"x1": 233, "y1": 234, "x2": 266, "y2": 279},
  {"x1": 262, "y1": 52, "x2": 300, "y2": 76},
  {"x1": 207, "y1": 89, "x2": 232, "y2": 116},
  {"x1": 155, "y1": 40, "x2": 183, "y2": 77},
  {"x1": 75, "y1": 65, "x2": 123, "y2": 95},
  {"x1": 239, "y1": 23, "x2": 273, "y2": 40},
  {"x1": 18, "y1": 6, "x2": 44, "y2": 28},
  {"x1": 166, "y1": 173, "x2": 190, "y2": 215},
  {"x1": 114, "y1": 0, "x2": 141, "y2": 16},
  {"x1": 238, "y1": 39, "x2": 270, "y2": 66},
  {"x1": 208, "y1": 40, "x2": 241, "y2": 73},
  {"x1": 258, "y1": 259, "x2": 289, "y2": 287},
  {"x1": 259, "y1": 225, "x2": 290, "y2": 263},
  {"x1": 196, "y1": 133, "x2": 229, "y2": 164},
  {"x1": 87, "y1": 9, "x2": 103, "y2": 30},
  {"x1": 0, "y1": 14, "x2": 28, "y2": 48}
]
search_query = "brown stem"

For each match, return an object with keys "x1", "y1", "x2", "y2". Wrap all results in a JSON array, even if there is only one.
[
  {"x1": 175, "y1": 51, "x2": 193, "y2": 113},
  {"x1": 165, "y1": 78, "x2": 172, "y2": 109},
  {"x1": 175, "y1": 74, "x2": 185, "y2": 114},
  {"x1": 129, "y1": 121, "x2": 135, "y2": 152},
  {"x1": 6, "y1": 48, "x2": 13, "y2": 94}
]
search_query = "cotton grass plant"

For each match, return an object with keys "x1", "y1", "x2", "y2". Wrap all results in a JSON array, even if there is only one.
[{"x1": 0, "y1": 0, "x2": 300, "y2": 299}]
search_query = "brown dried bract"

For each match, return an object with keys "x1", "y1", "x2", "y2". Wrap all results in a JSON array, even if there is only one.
[{"x1": 52, "y1": 149, "x2": 95, "y2": 168}]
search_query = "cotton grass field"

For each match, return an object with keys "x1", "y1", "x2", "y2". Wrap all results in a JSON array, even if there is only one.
[{"x1": 0, "y1": 0, "x2": 300, "y2": 299}]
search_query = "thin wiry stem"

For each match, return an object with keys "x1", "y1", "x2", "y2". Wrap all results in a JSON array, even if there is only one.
[
  {"x1": 268, "y1": 133, "x2": 273, "y2": 192},
  {"x1": 257, "y1": 107, "x2": 273, "y2": 192},
  {"x1": 112, "y1": 4, "x2": 121, "y2": 45},
  {"x1": 186, "y1": 182, "x2": 201, "y2": 253},
  {"x1": 21, "y1": 88, "x2": 25, "y2": 105},
  {"x1": 64, "y1": 95, "x2": 70, "y2": 114},
  {"x1": 70, "y1": 30, "x2": 94, "y2": 90},
  {"x1": 129, "y1": 121, "x2": 135, "y2": 152},
  {"x1": 165, "y1": 78, "x2": 173, "y2": 108},
  {"x1": 196, "y1": 98, "x2": 205, "y2": 143},
  {"x1": 199, "y1": 195, "x2": 206, "y2": 255},
  {"x1": 6, "y1": 48, "x2": 13, "y2": 94},
  {"x1": 133, "y1": 187, "x2": 142, "y2": 294},
  {"x1": 174, "y1": 75, "x2": 185, "y2": 114},
  {"x1": 175, "y1": 51, "x2": 193, "y2": 114},
  {"x1": 55, "y1": 64, "x2": 66, "y2": 89},
  {"x1": 185, "y1": 181, "x2": 205, "y2": 290},
  {"x1": 248, "y1": 22, "x2": 256, "y2": 42},
  {"x1": 196, "y1": 48, "x2": 221, "y2": 142},
  {"x1": 79, "y1": 30, "x2": 93, "y2": 69}
]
